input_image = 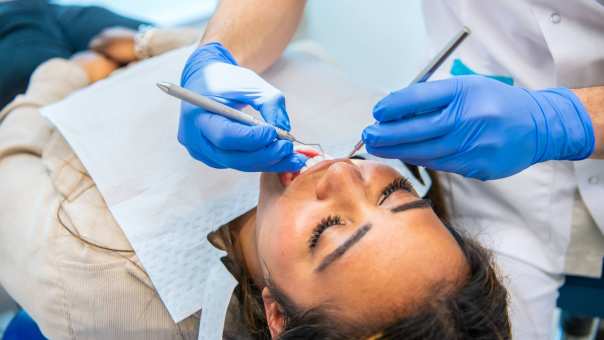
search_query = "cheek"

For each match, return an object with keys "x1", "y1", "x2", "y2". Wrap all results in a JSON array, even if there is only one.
[
  {"x1": 259, "y1": 229, "x2": 307, "y2": 286},
  {"x1": 256, "y1": 200, "x2": 323, "y2": 281},
  {"x1": 258, "y1": 173, "x2": 283, "y2": 211},
  {"x1": 256, "y1": 200, "x2": 303, "y2": 266}
]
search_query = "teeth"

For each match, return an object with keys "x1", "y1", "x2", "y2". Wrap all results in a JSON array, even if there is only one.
[
  {"x1": 307, "y1": 156, "x2": 325, "y2": 166},
  {"x1": 294, "y1": 143, "x2": 334, "y2": 174}
]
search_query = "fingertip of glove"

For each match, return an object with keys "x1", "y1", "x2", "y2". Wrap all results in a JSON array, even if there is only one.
[
  {"x1": 266, "y1": 150, "x2": 307, "y2": 173},
  {"x1": 277, "y1": 139, "x2": 295, "y2": 154},
  {"x1": 363, "y1": 143, "x2": 375, "y2": 154},
  {"x1": 372, "y1": 96, "x2": 398, "y2": 122},
  {"x1": 285, "y1": 154, "x2": 309, "y2": 172},
  {"x1": 362, "y1": 126, "x2": 377, "y2": 146},
  {"x1": 293, "y1": 152, "x2": 309, "y2": 165}
]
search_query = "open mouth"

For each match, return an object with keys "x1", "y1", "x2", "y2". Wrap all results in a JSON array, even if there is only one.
[{"x1": 279, "y1": 148, "x2": 328, "y2": 188}]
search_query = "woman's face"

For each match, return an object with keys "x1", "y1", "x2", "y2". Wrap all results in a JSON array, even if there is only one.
[{"x1": 255, "y1": 158, "x2": 468, "y2": 323}]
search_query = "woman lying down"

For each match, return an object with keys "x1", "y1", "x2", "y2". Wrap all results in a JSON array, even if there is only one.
[
  {"x1": 1, "y1": 39, "x2": 513, "y2": 340},
  {"x1": 211, "y1": 149, "x2": 511, "y2": 339},
  {"x1": 0, "y1": 33, "x2": 509, "y2": 340}
]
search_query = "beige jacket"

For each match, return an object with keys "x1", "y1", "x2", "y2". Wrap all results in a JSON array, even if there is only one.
[{"x1": 0, "y1": 30, "x2": 211, "y2": 340}]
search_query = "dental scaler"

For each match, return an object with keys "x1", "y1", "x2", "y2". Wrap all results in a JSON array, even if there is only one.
[
  {"x1": 347, "y1": 26, "x2": 471, "y2": 158},
  {"x1": 157, "y1": 82, "x2": 325, "y2": 154}
]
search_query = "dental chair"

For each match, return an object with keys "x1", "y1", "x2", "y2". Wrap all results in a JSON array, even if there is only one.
[
  {"x1": 557, "y1": 261, "x2": 604, "y2": 339},
  {"x1": 2, "y1": 310, "x2": 46, "y2": 340}
]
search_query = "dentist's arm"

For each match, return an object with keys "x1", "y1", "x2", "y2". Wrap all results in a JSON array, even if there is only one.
[
  {"x1": 363, "y1": 76, "x2": 599, "y2": 180},
  {"x1": 178, "y1": 0, "x2": 308, "y2": 172},
  {"x1": 202, "y1": 0, "x2": 306, "y2": 73},
  {"x1": 574, "y1": 86, "x2": 604, "y2": 159}
]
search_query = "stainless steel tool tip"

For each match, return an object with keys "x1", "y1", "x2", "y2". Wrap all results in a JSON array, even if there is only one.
[{"x1": 347, "y1": 140, "x2": 364, "y2": 158}]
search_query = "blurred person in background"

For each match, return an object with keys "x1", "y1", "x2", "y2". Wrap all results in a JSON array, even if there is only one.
[
  {"x1": 0, "y1": 7, "x2": 200, "y2": 337},
  {"x1": 0, "y1": 0, "x2": 150, "y2": 109}
]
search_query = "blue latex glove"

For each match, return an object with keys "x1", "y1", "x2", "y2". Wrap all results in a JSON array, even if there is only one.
[
  {"x1": 363, "y1": 75, "x2": 595, "y2": 180},
  {"x1": 178, "y1": 42, "x2": 307, "y2": 172}
]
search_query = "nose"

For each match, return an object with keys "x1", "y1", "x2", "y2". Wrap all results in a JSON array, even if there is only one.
[{"x1": 315, "y1": 160, "x2": 366, "y2": 204}]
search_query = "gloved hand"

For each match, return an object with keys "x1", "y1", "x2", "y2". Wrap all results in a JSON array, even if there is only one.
[
  {"x1": 178, "y1": 42, "x2": 307, "y2": 172},
  {"x1": 363, "y1": 75, "x2": 594, "y2": 180}
]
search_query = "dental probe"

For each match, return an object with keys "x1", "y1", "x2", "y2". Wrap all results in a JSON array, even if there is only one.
[
  {"x1": 157, "y1": 82, "x2": 325, "y2": 154},
  {"x1": 347, "y1": 26, "x2": 472, "y2": 158}
]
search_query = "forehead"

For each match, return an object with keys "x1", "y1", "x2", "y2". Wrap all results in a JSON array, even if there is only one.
[{"x1": 281, "y1": 208, "x2": 467, "y2": 318}]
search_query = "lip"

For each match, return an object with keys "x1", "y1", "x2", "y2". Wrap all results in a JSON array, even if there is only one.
[{"x1": 278, "y1": 148, "x2": 322, "y2": 188}]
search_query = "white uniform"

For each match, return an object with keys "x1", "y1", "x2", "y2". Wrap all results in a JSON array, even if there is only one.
[{"x1": 422, "y1": 1, "x2": 604, "y2": 339}]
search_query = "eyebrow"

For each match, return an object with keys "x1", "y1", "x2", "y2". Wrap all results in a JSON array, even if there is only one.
[
  {"x1": 390, "y1": 199, "x2": 432, "y2": 213},
  {"x1": 315, "y1": 223, "x2": 372, "y2": 272},
  {"x1": 314, "y1": 199, "x2": 432, "y2": 273}
]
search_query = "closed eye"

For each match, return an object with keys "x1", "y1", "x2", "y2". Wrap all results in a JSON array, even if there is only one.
[
  {"x1": 308, "y1": 177, "x2": 413, "y2": 253},
  {"x1": 308, "y1": 215, "x2": 344, "y2": 250},
  {"x1": 378, "y1": 177, "x2": 413, "y2": 205}
]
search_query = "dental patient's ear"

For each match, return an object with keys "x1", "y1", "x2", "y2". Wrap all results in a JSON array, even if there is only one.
[{"x1": 262, "y1": 287, "x2": 285, "y2": 337}]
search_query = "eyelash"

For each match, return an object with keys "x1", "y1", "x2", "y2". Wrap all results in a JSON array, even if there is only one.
[
  {"x1": 309, "y1": 215, "x2": 343, "y2": 249},
  {"x1": 379, "y1": 177, "x2": 412, "y2": 205},
  {"x1": 309, "y1": 177, "x2": 411, "y2": 250}
]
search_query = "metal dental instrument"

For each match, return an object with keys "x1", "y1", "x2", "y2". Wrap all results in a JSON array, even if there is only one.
[
  {"x1": 347, "y1": 26, "x2": 472, "y2": 158},
  {"x1": 157, "y1": 82, "x2": 325, "y2": 154}
]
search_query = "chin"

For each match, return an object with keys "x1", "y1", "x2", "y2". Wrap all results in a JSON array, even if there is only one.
[{"x1": 259, "y1": 172, "x2": 284, "y2": 204}]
